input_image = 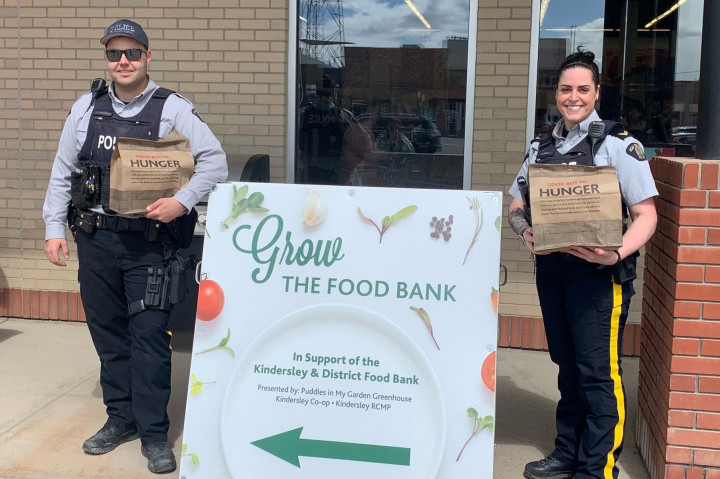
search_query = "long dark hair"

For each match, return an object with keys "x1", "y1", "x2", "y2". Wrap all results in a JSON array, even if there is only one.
[{"x1": 556, "y1": 47, "x2": 600, "y2": 87}]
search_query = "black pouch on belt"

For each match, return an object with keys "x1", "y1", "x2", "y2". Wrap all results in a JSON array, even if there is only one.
[
  {"x1": 612, "y1": 251, "x2": 639, "y2": 284},
  {"x1": 73, "y1": 210, "x2": 97, "y2": 234},
  {"x1": 144, "y1": 219, "x2": 164, "y2": 242}
]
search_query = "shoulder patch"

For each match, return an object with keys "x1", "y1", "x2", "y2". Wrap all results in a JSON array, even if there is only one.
[
  {"x1": 626, "y1": 142, "x2": 647, "y2": 161},
  {"x1": 191, "y1": 108, "x2": 206, "y2": 123}
]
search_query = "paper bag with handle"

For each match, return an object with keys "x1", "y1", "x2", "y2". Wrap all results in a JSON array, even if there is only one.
[
  {"x1": 528, "y1": 163, "x2": 623, "y2": 253},
  {"x1": 109, "y1": 129, "x2": 195, "y2": 215}
]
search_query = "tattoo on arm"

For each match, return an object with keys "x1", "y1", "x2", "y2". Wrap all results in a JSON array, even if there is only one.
[{"x1": 508, "y1": 208, "x2": 530, "y2": 236}]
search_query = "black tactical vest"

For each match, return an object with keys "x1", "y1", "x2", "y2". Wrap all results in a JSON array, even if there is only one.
[
  {"x1": 71, "y1": 87, "x2": 173, "y2": 212},
  {"x1": 534, "y1": 120, "x2": 622, "y2": 166}
]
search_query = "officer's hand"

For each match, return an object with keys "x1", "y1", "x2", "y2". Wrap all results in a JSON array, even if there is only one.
[
  {"x1": 567, "y1": 245, "x2": 618, "y2": 265},
  {"x1": 145, "y1": 198, "x2": 187, "y2": 223},
  {"x1": 522, "y1": 227, "x2": 550, "y2": 256},
  {"x1": 45, "y1": 238, "x2": 70, "y2": 267}
]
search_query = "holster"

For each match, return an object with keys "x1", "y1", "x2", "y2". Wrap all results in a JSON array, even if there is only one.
[
  {"x1": 162, "y1": 208, "x2": 198, "y2": 249},
  {"x1": 129, "y1": 252, "x2": 198, "y2": 316}
]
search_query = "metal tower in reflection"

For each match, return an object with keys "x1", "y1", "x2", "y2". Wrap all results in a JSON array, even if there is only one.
[{"x1": 299, "y1": 0, "x2": 347, "y2": 67}]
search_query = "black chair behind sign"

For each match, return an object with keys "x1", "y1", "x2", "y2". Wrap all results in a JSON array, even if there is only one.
[{"x1": 240, "y1": 153, "x2": 270, "y2": 182}]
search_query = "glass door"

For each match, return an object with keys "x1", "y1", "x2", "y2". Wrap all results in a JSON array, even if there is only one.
[{"x1": 292, "y1": 0, "x2": 475, "y2": 189}]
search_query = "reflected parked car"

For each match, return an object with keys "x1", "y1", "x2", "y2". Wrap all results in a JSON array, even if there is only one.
[
  {"x1": 372, "y1": 113, "x2": 442, "y2": 153},
  {"x1": 671, "y1": 125, "x2": 697, "y2": 145}
]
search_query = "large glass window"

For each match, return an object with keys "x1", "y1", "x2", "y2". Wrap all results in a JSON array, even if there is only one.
[
  {"x1": 293, "y1": 0, "x2": 474, "y2": 188},
  {"x1": 534, "y1": 0, "x2": 702, "y2": 157}
]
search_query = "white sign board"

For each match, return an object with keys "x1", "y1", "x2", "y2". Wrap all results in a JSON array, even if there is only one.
[{"x1": 179, "y1": 182, "x2": 502, "y2": 478}]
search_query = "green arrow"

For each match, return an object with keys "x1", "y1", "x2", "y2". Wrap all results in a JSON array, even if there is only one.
[{"x1": 251, "y1": 427, "x2": 411, "y2": 468}]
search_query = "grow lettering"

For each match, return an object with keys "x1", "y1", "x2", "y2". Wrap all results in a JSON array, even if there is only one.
[{"x1": 232, "y1": 214, "x2": 345, "y2": 283}]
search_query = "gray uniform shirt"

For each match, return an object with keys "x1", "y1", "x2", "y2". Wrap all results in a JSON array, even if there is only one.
[
  {"x1": 43, "y1": 78, "x2": 228, "y2": 240},
  {"x1": 509, "y1": 110, "x2": 658, "y2": 209}
]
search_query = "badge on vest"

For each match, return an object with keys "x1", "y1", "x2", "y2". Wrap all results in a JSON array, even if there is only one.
[{"x1": 626, "y1": 142, "x2": 647, "y2": 161}]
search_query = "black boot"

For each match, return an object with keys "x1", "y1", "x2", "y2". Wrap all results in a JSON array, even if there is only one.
[
  {"x1": 141, "y1": 442, "x2": 177, "y2": 474},
  {"x1": 524, "y1": 454, "x2": 575, "y2": 479},
  {"x1": 82, "y1": 421, "x2": 139, "y2": 455}
]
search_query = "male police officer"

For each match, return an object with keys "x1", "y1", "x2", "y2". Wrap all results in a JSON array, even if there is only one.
[{"x1": 43, "y1": 19, "x2": 227, "y2": 474}]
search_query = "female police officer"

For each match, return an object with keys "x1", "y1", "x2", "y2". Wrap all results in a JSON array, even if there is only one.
[{"x1": 507, "y1": 49, "x2": 657, "y2": 479}]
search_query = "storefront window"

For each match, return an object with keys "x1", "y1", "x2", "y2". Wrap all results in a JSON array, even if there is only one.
[
  {"x1": 534, "y1": 0, "x2": 702, "y2": 157},
  {"x1": 292, "y1": 0, "x2": 474, "y2": 188}
]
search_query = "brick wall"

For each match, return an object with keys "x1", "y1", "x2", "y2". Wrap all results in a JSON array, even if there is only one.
[
  {"x1": 0, "y1": 2, "x2": 289, "y2": 301},
  {"x1": 637, "y1": 156, "x2": 720, "y2": 478}
]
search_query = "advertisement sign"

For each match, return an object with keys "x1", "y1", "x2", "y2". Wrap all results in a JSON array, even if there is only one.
[{"x1": 179, "y1": 182, "x2": 502, "y2": 478}]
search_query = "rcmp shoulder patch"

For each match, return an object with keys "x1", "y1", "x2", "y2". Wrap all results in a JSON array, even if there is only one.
[
  {"x1": 192, "y1": 108, "x2": 206, "y2": 123},
  {"x1": 626, "y1": 142, "x2": 647, "y2": 161}
]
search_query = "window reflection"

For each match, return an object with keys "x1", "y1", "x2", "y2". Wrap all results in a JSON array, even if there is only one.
[
  {"x1": 295, "y1": 0, "x2": 471, "y2": 188},
  {"x1": 535, "y1": 0, "x2": 701, "y2": 157}
]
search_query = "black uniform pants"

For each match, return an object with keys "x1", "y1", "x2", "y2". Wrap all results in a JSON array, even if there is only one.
[
  {"x1": 75, "y1": 229, "x2": 172, "y2": 445},
  {"x1": 536, "y1": 253, "x2": 634, "y2": 479}
]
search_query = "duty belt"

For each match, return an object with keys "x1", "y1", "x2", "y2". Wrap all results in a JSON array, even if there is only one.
[{"x1": 75, "y1": 209, "x2": 158, "y2": 233}]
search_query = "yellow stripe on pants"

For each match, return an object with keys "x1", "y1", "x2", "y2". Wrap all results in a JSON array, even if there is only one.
[{"x1": 604, "y1": 281, "x2": 625, "y2": 478}]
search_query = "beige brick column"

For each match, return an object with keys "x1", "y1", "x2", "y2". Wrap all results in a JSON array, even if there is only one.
[{"x1": 637, "y1": 156, "x2": 720, "y2": 479}]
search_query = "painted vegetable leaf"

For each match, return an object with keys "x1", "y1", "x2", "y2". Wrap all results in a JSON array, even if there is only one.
[
  {"x1": 463, "y1": 197, "x2": 482, "y2": 265},
  {"x1": 221, "y1": 184, "x2": 269, "y2": 229},
  {"x1": 456, "y1": 408, "x2": 494, "y2": 461},
  {"x1": 195, "y1": 328, "x2": 235, "y2": 358},
  {"x1": 410, "y1": 306, "x2": 440, "y2": 350},
  {"x1": 494, "y1": 215, "x2": 501, "y2": 233},
  {"x1": 358, "y1": 205, "x2": 417, "y2": 243},
  {"x1": 182, "y1": 443, "x2": 200, "y2": 465}
]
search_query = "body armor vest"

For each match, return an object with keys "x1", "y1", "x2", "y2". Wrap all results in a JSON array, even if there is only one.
[
  {"x1": 71, "y1": 87, "x2": 173, "y2": 212},
  {"x1": 535, "y1": 120, "x2": 622, "y2": 166}
]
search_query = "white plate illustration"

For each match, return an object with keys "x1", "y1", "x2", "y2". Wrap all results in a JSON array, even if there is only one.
[{"x1": 220, "y1": 303, "x2": 446, "y2": 479}]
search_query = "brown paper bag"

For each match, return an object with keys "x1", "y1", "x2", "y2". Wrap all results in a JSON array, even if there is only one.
[
  {"x1": 529, "y1": 164, "x2": 623, "y2": 252},
  {"x1": 109, "y1": 129, "x2": 194, "y2": 215}
]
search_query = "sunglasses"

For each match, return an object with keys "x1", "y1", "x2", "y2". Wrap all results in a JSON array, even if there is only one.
[{"x1": 105, "y1": 48, "x2": 146, "y2": 62}]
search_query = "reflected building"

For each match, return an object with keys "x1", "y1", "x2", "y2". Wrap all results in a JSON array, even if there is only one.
[{"x1": 297, "y1": 38, "x2": 468, "y2": 188}]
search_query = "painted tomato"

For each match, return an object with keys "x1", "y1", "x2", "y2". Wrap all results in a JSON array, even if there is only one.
[
  {"x1": 481, "y1": 350, "x2": 496, "y2": 392},
  {"x1": 196, "y1": 279, "x2": 225, "y2": 321}
]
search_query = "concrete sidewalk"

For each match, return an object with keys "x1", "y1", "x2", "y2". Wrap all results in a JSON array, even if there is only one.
[{"x1": 0, "y1": 317, "x2": 648, "y2": 479}]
